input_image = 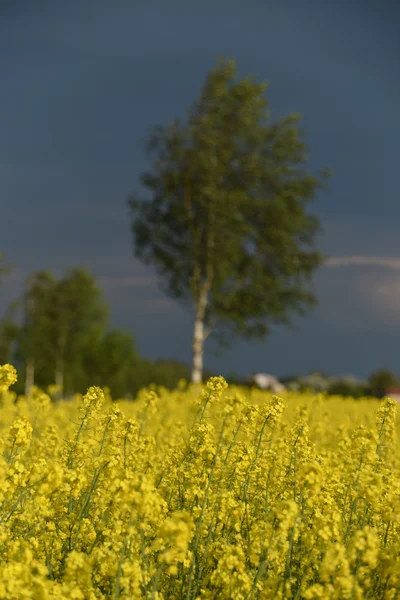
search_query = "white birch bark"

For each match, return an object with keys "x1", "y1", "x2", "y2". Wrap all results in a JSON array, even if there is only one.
[
  {"x1": 191, "y1": 284, "x2": 209, "y2": 384},
  {"x1": 192, "y1": 316, "x2": 204, "y2": 384}
]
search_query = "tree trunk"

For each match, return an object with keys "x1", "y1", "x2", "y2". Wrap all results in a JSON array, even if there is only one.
[
  {"x1": 55, "y1": 357, "x2": 64, "y2": 400},
  {"x1": 192, "y1": 316, "x2": 204, "y2": 385},
  {"x1": 25, "y1": 358, "x2": 34, "y2": 397},
  {"x1": 191, "y1": 284, "x2": 209, "y2": 385}
]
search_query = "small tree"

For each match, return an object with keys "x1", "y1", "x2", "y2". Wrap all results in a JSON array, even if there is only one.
[
  {"x1": 127, "y1": 57, "x2": 330, "y2": 384},
  {"x1": 17, "y1": 268, "x2": 109, "y2": 396},
  {"x1": 367, "y1": 369, "x2": 399, "y2": 398}
]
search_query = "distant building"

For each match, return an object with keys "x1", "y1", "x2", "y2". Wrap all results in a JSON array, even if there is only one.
[
  {"x1": 295, "y1": 373, "x2": 331, "y2": 392},
  {"x1": 246, "y1": 373, "x2": 286, "y2": 393},
  {"x1": 383, "y1": 387, "x2": 400, "y2": 402}
]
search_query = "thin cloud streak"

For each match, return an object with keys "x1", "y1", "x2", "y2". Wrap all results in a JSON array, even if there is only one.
[{"x1": 324, "y1": 256, "x2": 400, "y2": 270}]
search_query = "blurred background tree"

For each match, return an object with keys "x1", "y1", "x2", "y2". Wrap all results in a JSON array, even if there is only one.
[
  {"x1": 0, "y1": 301, "x2": 19, "y2": 365},
  {"x1": 366, "y1": 369, "x2": 400, "y2": 398}
]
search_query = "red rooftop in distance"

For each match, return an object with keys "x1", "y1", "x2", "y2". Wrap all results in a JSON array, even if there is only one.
[{"x1": 384, "y1": 388, "x2": 400, "y2": 401}]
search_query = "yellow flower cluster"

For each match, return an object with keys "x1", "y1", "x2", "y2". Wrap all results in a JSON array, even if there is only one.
[
  {"x1": 0, "y1": 364, "x2": 400, "y2": 598},
  {"x1": 0, "y1": 364, "x2": 17, "y2": 394}
]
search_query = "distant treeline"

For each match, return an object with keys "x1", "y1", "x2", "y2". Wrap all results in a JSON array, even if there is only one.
[
  {"x1": 0, "y1": 262, "x2": 224, "y2": 400},
  {"x1": 1, "y1": 257, "x2": 398, "y2": 401}
]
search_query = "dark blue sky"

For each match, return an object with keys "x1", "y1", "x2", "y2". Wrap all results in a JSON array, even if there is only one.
[{"x1": 1, "y1": 1, "x2": 400, "y2": 380}]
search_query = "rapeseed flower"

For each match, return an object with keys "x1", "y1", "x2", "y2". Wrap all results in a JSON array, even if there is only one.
[
  {"x1": 0, "y1": 364, "x2": 399, "y2": 598},
  {"x1": 0, "y1": 363, "x2": 17, "y2": 393}
]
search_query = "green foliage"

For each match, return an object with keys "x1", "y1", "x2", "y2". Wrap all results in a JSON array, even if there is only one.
[
  {"x1": 16, "y1": 268, "x2": 109, "y2": 394},
  {"x1": 367, "y1": 369, "x2": 400, "y2": 398},
  {"x1": 78, "y1": 329, "x2": 139, "y2": 398},
  {"x1": 0, "y1": 301, "x2": 20, "y2": 365},
  {"x1": 17, "y1": 271, "x2": 57, "y2": 387},
  {"x1": 52, "y1": 268, "x2": 109, "y2": 393},
  {"x1": 129, "y1": 358, "x2": 189, "y2": 397},
  {"x1": 327, "y1": 381, "x2": 367, "y2": 399},
  {"x1": 127, "y1": 358, "x2": 216, "y2": 399},
  {"x1": 6, "y1": 263, "x2": 203, "y2": 399},
  {"x1": 127, "y1": 56, "x2": 330, "y2": 380},
  {"x1": 0, "y1": 254, "x2": 18, "y2": 365}
]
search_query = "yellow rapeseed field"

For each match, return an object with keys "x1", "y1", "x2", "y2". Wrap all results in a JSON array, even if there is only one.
[{"x1": 0, "y1": 363, "x2": 399, "y2": 599}]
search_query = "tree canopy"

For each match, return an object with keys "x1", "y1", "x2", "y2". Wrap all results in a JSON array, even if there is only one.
[{"x1": 127, "y1": 56, "x2": 330, "y2": 383}]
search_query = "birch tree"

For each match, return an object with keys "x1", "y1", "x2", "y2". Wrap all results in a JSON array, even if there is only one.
[{"x1": 127, "y1": 57, "x2": 330, "y2": 384}]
